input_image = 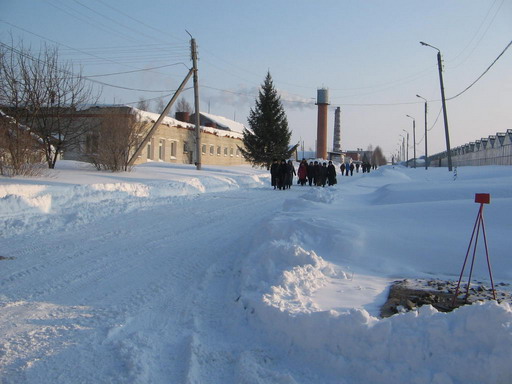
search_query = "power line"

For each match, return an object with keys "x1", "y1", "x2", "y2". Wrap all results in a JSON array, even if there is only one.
[
  {"x1": 448, "y1": 0, "x2": 505, "y2": 69},
  {"x1": 0, "y1": 41, "x2": 183, "y2": 93},
  {"x1": 447, "y1": 39, "x2": 512, "y2": 100},
  {"x1": 90, "y1": 0, "x2": 187, "y2": 44},
  {"x1": 84, "y1": 63, "x2": 189, "y2": 78},
  {"x1": 118, "y1": 87, "x2": 193, "y2": 106},
  {"x1": 0, "y1": 20, "x2": 189, "y2": 73},
  {"x1": 70, "y1": 0, "x2": 160, "y2": 43}
]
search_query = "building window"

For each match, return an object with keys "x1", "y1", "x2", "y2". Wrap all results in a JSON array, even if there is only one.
[
  {"x1": 224, "y1": 147, "x2": 228, "y2": 156},
  {"x1": 183, "y1": 141, "x2": 189, "y2": 153},
  {"x1": 159, "y1": 139, "x2": 164, "y2": 160},
  {"x1": 147, "y1": 142, "x2": 152, "y2": 160},
  {"x1": 202, "y1": 144, "x2": 207, "y2": 154},
  {"x1": 170, "y1": 141, "x2": 177, "y2": 158},
  {"x1": 217, "y1": 146, "x2": 221, "y2": 156},
  {"x1": 236, "y1": 148, "x2": 240, "y2": 157},
  {"x1": 85, "y1": 134, "x2": 99, "y2": 153},
  {"x1": 230, "y1": 147, "x2": 234, "y2": 157},
  {"x1": 210, "y1": 145, "x2": 214, "y2": 155}
]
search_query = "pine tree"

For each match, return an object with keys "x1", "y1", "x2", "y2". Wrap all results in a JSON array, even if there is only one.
[{"x1": 239, "y1": 72, "x2": 298, "y2": 169}]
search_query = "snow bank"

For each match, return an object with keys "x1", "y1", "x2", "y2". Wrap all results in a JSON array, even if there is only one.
[
  {"x1": 0, "y1": 162, "x2": 269, "y2": 238},
  {"x1": 238, "y1": 167, "x2": 512, "y2": 383}
]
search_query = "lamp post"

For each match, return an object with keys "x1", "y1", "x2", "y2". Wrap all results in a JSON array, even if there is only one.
[
  {"x1": 406, "y1": 115, "x2": 416, "y2": 168},
  {"x1": 420, "y1": 41, "x2": 452, "y2": 171},
  {"x1": 402, "y1": 129, "x2": 409, "y2": 167},
  {"x1": 416, "y1": 94, "x2": 428, "y2": 169}
]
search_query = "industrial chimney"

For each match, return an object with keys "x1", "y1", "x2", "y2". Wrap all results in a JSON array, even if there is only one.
[
  {"x1": 333, "y1": 107, "x2": 341, "y2": 153},
  {"x1": 316, "y1": 88, "x2": 329, "y2": 159}
]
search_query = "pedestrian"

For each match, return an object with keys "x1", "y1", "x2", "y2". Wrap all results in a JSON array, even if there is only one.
[
  {"x1": 285, "y1": 160, "x2": 296, "y2": 189},
  {"x1": 345, "y1": 161, "x2": 350, "y2": 176},
  {"x1": 298, "y1": 160, "x2": 308, "y2": 186},
  {"x1": 350, "y1": 162, "x2": 354, "y2": 176},
  {"x1": 340, "y1": 163, "x2": 346, "y2": 176},
  {"x1": 355, "y1": 162, "x2": 360, "y2": 173},
  {"x1": 327, "y1": 160, "x2": 337, "y2": 186},
  {"x1": 319, "y1": 162, "x2": 328, "y2": 187},
  {"x1": 270, "y1": 159, "x2": 279, "y2": 189},
  {"x1": 314, "y1": 161, "x2": 321, "y2": 186},
  {"x1": 307, "y1": 161, "x2": 315, "y2": 186},
  {"x1": 277, "y1": 159, "x2": 287, "y2": 190}
]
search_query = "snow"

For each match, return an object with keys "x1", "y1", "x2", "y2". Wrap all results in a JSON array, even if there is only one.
[
  {"x1": 1, "y1": 161, "x2": 511, "y2": 383},
  {"x1": 132, "y1": 107, "x2": 244, "y2": 138},
  {"x1": 199, "y1": 111, "x2": 247, "y2": 134}
]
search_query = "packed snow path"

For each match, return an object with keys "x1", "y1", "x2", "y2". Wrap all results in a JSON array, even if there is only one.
[
  {"x1": 1, "y1": 185, "x2": 299, "y2": 382},
  {"x1": 1, "y1": 163, "x2": 512, "y2": 384}
]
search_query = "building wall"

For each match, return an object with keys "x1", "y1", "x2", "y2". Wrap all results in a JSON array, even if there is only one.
[
  {"x1": 61, "y1": 106, "x2": 249, "y2": 167},
  {"x1": 135, "y1": 122, "x2": 247, "y2": 166}
]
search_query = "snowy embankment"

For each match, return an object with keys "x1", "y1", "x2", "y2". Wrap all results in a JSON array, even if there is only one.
[
  {"x1": 236, "y1": 165, "x2": 512, "y2": 383},
  {"x1": 1, "y1": 161, "x2": 512, "y2": 383},
  {"x1": 0, "y1": 162, "x2": 266, "y2": 238}
]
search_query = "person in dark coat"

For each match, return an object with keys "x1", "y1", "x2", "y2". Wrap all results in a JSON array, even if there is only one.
[
  {"x1": 350, "y1": 162, "x2": 355, "y2": 176},
  {"x1": 327, "y1": 160, "x2": 337, "y2": 186},
  {"x1": 298, "y1": 160, "x2": 308, "y2": 186},
  {"x1": 307, "y1": 161, "x2": 315, "y2": 186},
  {"x1": 319, "y1": 162, "x2": 328, "y2": 187},
  {"x1": 270, "y1": 159, "x2": 279, "y2": 189},
  {"x1": 277, "y1": 159, "x2": 288, "y2": 190},
  {"x1": 314, "y1": 161, "x2": 321, "y2": 186},
  {"x1": 285, "y1": 160, "x2": 296, "y2": 189},
  {"x1": 340, "y1": 163, "x2": 346, "y2": 176},
  {"x1": 355, "y1": 162, "x2": 360, "y2": 173}
]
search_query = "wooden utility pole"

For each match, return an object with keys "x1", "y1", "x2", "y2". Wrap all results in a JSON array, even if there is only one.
[
  {"x1": 190, "y1": 33, "x2": 201, "y2": 170},
  {"x1": 127, "y1": 68, "x2": 193, "y2": 166}
]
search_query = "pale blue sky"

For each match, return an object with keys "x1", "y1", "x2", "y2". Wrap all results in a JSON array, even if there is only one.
[{"x1": 2, "y1": 0, "x2": 511, "y2": 159}]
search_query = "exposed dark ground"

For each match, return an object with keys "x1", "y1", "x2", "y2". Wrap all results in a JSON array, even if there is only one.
[{"x1": 381, "y1": 278, "x2": 512, "y2": 318}]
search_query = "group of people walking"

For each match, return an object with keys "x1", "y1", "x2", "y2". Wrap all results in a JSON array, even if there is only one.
[
  {"x1": 271, "y1": 159, "x2": 377, "y2": 190},
  {"x1": 270, "y1": 159, "x2": 296, "y2": 190},
  {"x1": 271, "y1": 159, "x2": 337, "y2": 189}
]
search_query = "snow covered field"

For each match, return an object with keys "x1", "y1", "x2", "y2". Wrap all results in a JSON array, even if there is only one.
[{"x1": 1, "y1": 161, "x2": 511, "y2": 384}]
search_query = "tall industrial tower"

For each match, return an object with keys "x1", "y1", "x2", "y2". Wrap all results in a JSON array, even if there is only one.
[
  {"x1": 333, "y1": 107, "x2": 341, "y2": 153},
  {"x1": 316, "y1": 88, "x2": 329, "y2": 159}
]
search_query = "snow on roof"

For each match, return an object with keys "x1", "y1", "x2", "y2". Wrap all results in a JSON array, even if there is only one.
[
  {"x1": 131, "y1": 107, "x2": 191, "y2": 128},
  {"x1": 133, "y1": 107, "x2": 244, "y2": 139},
  {"x1": 79, "y1": 105, "x2": 244, "y2": 139},
  {"x1": 0, "y1": 109, "x2": 46, "y2": 145},
  {"x1": 200, "y1": 111, "x2": 246, "y2": 134}
]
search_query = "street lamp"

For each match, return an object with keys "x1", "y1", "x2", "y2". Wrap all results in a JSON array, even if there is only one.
[
  {"x1": 406, "y1": 115, "x2": 416, "y2": 168},
  {"x1": 402, "y1": 129, "x2": 409, "y2": 167},
  {"x1": 420, "y1": 41, "x2": 452, "y2": 171},
  {"x1": 416, "y1": 94, "x2": 428, "y2": 170}
]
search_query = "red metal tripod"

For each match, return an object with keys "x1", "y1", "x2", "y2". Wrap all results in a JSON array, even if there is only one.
[{"x1": 452, "y1": 193, "x2": 496, "y2": 307}]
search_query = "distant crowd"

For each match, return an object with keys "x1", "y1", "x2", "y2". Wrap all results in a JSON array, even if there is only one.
[{"x1": 270, "y1": 159, "x2": 376, "y2": 190}]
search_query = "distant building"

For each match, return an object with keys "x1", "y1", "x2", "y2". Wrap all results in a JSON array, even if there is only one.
[{"x1": 62, "y1": 106, "x2": 250, "y2": 166}]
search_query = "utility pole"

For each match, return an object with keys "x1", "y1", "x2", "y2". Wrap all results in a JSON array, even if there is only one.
[
  {"x1": 402, "y1": 129, "x2": 409, "y2": 167},
  {"x1": 421, "y1": 42, "x2": 452, "y2": 171},
  {"x1": 406, "y1": 115, "x2": 416, "y2": 168},
  {"x1": 189, "y1": 32, "x2": 201, "y2": 170},
  {"x1": 417, "y1": 95, "x2": 428, "y2": 170},
  {"x1": 128, "y1": 68, "x2": 194, "y2": 166}
]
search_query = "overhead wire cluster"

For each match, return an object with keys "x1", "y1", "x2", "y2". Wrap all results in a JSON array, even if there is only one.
[{"x1": 2, "y1": 0, "x2": 510, "y2": 117}]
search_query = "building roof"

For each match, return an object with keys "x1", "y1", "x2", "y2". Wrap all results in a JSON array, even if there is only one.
[
  {"x1": 199, "y1": 112, "x2": 246, "y2": 134},
  {"x1": 132, "y1": 107, "x2": 244, "y2": 139}
]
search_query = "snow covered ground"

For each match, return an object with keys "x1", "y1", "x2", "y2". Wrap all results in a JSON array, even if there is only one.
[{"x1": 1, "y1": 161, "x2": 511, "y2": 384}]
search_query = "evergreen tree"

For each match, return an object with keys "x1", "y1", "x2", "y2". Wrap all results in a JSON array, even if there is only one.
[{"x1": 239, "y1": 72, "x2": 298, "y2": 169}]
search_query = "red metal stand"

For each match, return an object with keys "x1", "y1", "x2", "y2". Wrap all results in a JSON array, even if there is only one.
[{"x1": 452, "y1": 193, "x2": 496, "y2": 306}]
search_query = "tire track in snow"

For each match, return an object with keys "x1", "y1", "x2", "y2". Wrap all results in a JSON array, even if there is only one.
[{"x1": 0, "y1": 186, "x2": 287, "y2": 383}]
